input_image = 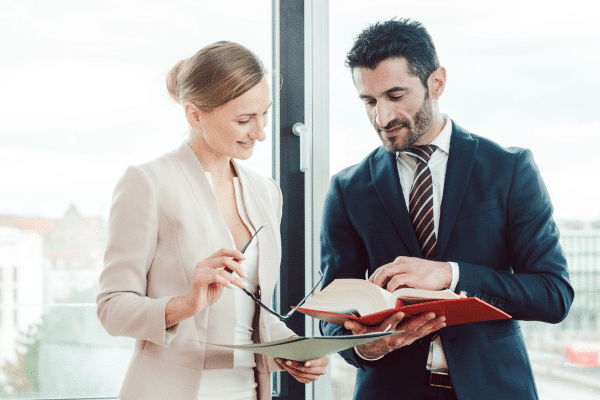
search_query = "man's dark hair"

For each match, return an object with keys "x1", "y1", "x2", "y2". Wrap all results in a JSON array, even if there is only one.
[{"x1": 346, "y1": 18, "x2": 440, "y2": 88}]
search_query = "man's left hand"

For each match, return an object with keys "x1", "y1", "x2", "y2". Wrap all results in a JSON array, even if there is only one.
[
  {"x1": 369, "y1": 256, "x2": 452, "y2": 292},
  {"x1": 276, "y1": 356, "x2": 329, "y2": 384}
]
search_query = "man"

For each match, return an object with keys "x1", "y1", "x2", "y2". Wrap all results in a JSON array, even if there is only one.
[{"x1": 320, "y1": 19, "x2": 573, "y2": 400}]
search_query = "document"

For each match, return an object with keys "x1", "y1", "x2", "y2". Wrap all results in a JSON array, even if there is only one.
[{"x1": 203, "y1": 331, "x2": 401, "y2": 362}]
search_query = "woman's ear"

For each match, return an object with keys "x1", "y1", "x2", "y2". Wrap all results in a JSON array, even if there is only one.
[{"x1": 184, "y1": 102, "x2": 202, "y2": 129}]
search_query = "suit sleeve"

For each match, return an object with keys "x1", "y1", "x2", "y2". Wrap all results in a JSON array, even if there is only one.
[
  {"x1": 96, "y1": 165, "x2": 180, "y2": 347},
  {"x1": 319, "y1": 175, "x2": 377, "y2": 370},
  {"x1": 456, "y1": 149, "x2": 574, "y2": 323}
]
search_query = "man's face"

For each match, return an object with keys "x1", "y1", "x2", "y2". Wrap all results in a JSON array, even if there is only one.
[{"x1": 353, "y1": 57, "x2": 434, "y2": 153}]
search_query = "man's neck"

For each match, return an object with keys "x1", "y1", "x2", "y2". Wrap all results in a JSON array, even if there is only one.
[{"x1": 415, "y1": 111, "x2": 446, "y2": 146}]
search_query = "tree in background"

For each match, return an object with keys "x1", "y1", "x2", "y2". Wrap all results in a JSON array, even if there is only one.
[{"x1": 0, "y1": 326, "x2": 40, "y2": 397}]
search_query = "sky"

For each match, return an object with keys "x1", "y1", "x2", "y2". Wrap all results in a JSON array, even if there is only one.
[
  {"x1": 0, "y1": 0, "x2": 274, "y2": 219},
  {"x1": 1, "y1": 0, "x2": 599, "y2": 221}
]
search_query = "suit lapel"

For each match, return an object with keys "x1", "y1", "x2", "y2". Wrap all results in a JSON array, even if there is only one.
[
  {"x1": 370, "y1": 148, "x2": 423, "y2": 257},
  {"x1": 174, "y1": 142, "x2": 234, "y2": 284},
  {"x1": 232, "y1": 162, "x2": 279, "y2": 296},
  {"x1": 174, "y1": 143, "x2": 236, "y2": 365},
  {"x1": 436, "y1": 122, "x2": 478, "y2": 260}
]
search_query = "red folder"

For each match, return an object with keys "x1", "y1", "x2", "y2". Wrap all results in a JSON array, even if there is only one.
[{"x1": 298, "y1": 297, "x2": 511, "y2": 327}]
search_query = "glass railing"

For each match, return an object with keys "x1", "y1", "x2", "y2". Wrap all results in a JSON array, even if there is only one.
[{"x1": 0, "y1": 303, "x2": 133, "y2": 399}]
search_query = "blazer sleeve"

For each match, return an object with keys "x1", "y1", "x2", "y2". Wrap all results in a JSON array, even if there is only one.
[
  {"x1": 455, "y1": 149, "x2": 574, "y2": 323},
  {"x1": 96, "y1": 165, "x2": 180, "y2": 347}
]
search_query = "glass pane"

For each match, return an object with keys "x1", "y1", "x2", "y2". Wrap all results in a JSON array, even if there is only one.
[
  {"x1": 0, "y1": 1, "x2": 273, "y2": 398},
  {"x1": 329, "y1": 0, "x2": 600, "y2": 398}
]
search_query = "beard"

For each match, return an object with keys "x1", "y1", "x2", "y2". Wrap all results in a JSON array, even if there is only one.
[{"x1": 375, "y1": 91, "x2": 434, "y2": 153}]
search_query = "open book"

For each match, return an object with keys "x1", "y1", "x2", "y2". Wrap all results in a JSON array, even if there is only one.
[{"x1": 297, "y1": 279, "x2": 511, "y2": 327}]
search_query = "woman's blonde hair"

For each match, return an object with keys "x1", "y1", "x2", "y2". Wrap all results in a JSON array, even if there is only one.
[{"x1": 166, "y1": 41, "x2": 265, "y2": 113}]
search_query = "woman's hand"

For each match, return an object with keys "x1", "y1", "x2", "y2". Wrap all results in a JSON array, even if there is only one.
[
  {"x1": 165, "y1": 248, "x2": 247, "y2": 328},
  {"x1": 276, "y1": 356, "x2": 329, "y2": 384},
  {"x1": 186, "y1": 247, "x2": 248, "y2": 313}
]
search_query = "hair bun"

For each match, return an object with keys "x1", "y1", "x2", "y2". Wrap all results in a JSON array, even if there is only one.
[
  {"x1": 166, "y1": 42, "x2": 265, "y2": 112},
  {"x1": 166, "y1": 59, "x2": 185, "y2": 104}
]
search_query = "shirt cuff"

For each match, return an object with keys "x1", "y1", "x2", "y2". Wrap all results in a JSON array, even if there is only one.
[
  {"x1": 354, "y1": 346, "x2": 384, "y2": 361},
  {"x1": 448, "y1": 262, "x2": 460, "y2": 292}
]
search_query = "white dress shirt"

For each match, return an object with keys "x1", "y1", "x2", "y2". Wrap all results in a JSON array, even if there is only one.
[
  {"x1": 197, "y1": 173, "x2": 258, "y2": 400},
  {"x1": 356, "y1": 114, "x2": 460, "y2": 371}
]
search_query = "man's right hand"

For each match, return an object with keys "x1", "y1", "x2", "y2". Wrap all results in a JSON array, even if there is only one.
[{"x1": 344, "y1": 312, "x2": 446, "y2": 360}]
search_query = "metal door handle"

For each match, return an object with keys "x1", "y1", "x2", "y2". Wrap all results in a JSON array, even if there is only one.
[{"x1": 292, "y1": 122, "x2": 310, "y2": 172}]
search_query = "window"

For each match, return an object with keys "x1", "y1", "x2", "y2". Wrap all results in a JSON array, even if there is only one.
[
  {"x1": 11, "y1": 2, "x2": 594, "y2": 400},
  {"x1": 1, "y1": 1, "x2": 274, "y2": 398},
  {"x1": 0, "y1": 268, "x2": 3, "y2": 329}
]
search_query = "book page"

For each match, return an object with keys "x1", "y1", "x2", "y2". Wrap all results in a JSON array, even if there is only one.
[
  {"x1": 301, "y1": 279, "x2": 460, "y2": 316},
  {"x1": 389, "y1": 287, "x2": 459, "y2": 307},
  {"x1": 301, "y1": 279, "x2": 388, "y2": 316}
]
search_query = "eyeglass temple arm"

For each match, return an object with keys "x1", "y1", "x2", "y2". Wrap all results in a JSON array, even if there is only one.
[
  {"x1": 243, "y1": 288, "x2": 288, "y2": 321},
  {"x1": 240, "y1": 224, "x2": 266, "y2": 254},
  {"x1": 281, "y1": 271, "x2": 324, "y2": 320},
  {"x1": 247, "y1": 271, "x2": 324, "y2": 322}
]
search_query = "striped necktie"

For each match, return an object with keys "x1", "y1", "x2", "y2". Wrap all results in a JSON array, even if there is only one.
[{"x1": 405, "y1": 145, "x2": 437, "y2": 260}]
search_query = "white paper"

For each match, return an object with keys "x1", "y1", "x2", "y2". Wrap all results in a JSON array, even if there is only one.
[{"x1": 201, "y1": 331, "x2": 402, "y2": 362}]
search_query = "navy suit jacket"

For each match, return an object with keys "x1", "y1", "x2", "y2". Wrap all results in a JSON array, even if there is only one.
[{"x1": 320, "y1": 122, "x2": 574, "y2": 400}]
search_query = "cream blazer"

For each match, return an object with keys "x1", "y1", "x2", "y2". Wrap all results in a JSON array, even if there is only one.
[{"x1": 97, "y1": 142, "x2": 295, "y2": 400}]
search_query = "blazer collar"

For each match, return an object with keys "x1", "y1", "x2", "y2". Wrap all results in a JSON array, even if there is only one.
[
  {"x1": 370, "y1": 148, "x2": 423, "y2": 257},
  {"x1": 174, "y1": 141, "x2": 277, "y2": 295},
  {"x1": 174, "y1": 141, "x2": 234, "y2": 249},
  {"x1": 231, "y1": 160, "x2": 278, "y2": 293},
  {"x1": 436, "y1": 122, "x2": 478, "y2": 259}
]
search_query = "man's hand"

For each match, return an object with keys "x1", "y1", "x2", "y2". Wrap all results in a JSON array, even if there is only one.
[
  {"x1": 344, "y1": 311, "x2": 446, "y2": 359},
  {"x1": 369, "y1": 256, "x2": 452, "y2": 292}
]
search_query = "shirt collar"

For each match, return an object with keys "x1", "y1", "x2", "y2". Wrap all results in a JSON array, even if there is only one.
[
  {"x1": 431, "y1": 114, "x2": 452, "y2": 155},
  {"x1": 396, "y1": 114, "x2": 452, "y2": 161}
]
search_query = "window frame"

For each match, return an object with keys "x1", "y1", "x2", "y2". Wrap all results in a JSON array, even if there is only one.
[{"x1": 273, "y1": 1, "x2": 330, "y2": 399}]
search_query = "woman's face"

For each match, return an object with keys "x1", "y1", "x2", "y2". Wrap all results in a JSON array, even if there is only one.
[{"x1": 196, "y1": 76, "x2": 270, "y2": 161}]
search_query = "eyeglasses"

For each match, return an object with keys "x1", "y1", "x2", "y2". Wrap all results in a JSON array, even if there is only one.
[{"x1": 238, "y1": 224, "x2": 324, "y2": 321}]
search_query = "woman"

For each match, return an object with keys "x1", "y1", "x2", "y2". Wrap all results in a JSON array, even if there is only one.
[{"x1": 97, "y1": 41, "x2": 328, "y2": 400}]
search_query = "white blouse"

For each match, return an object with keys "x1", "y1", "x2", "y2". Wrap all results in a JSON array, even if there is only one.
[{"x1": 197, "y1": 174, "x2": 259, "y2": 400}]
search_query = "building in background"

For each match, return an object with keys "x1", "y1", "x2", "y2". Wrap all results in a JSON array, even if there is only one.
[
  {"x1": 0, "y1": 227, "x2": 44, "y2": 390},
  {"x1": 43, "y1": 205, "x2": 105, "y2": 304},
  {"x1": 560, "y1": 228, "x2": 600, "y2": 331}
]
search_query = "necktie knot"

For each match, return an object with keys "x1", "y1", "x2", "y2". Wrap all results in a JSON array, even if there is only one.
[{"x1": 405, "y1": 144, "x2": 437, "y2": 164}]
